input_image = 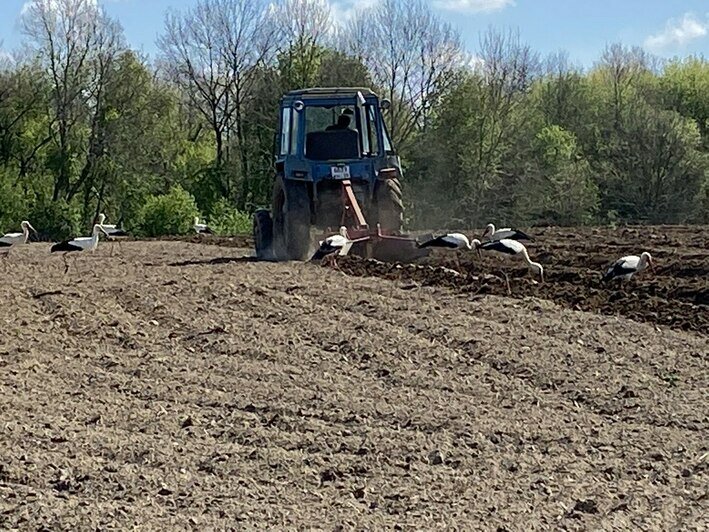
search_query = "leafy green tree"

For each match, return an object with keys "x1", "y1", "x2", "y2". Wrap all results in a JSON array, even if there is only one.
[
  {"x1": 660, "y1": 57, "x2": 708, "y2": 144},
  {"x1": 519, "y1": 125, "x2": 598, "y2": 224},
  {"x1": 28, "y1": 198, "x2": 81, "y2": 241},
  {"x1": 0, "y1": 169, "x2": 28, "y2": 231},
  {"x1": 603, "y1": 105, "x2": 704, "y2": 223}
]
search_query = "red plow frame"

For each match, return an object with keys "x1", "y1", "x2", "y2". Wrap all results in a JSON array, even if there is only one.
[{"x1": 333, "y1": 179, "x2": 429, "y2": 262}]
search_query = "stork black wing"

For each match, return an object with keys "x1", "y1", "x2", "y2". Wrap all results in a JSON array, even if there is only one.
[
  {"x1": 510, "y1": 229, "x2": 534, "y2": 241},
  {"x1": 311, "y1": 243, "x2": 340, "y2": 261},
  {"x1": 479, "y1": 240, "x2": 518, "y2": 255},
  {"x1": 108, "y1": 230, "x2": 129, "y2": 237},
  {"x1": 417, "y1": 235, "x2": 459, "y2": 249},
  {"x1": 51, "y1": 241, "x2": 82, "y2": 253},
  {"x1": 0, "y1": 241, "x2": 11, "y2": 248},
  {"x1": 491, "y1": 229, "x2": 534, "y2": 241},
  {"x1": 602, "y1": 259, "x2": 635, "y2": 282}
]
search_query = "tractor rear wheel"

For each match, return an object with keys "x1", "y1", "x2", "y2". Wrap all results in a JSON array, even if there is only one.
[
  {"x1": 253, "y1": 209, "x2": 274, "y2": 260},
  {"x1": 272, "y1": 176, "x2": 312, "y2": 261},
  {"x1": 374, "y1": 178, "x2": 404, "y2": 232}
]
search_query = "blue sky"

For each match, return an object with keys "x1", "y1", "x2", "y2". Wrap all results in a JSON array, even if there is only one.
[{"x1": 1, "y1": 0, "x2": 707, "y2": 67}]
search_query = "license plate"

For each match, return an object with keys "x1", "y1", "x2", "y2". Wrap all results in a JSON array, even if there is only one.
[{"x1": 330, "y1": 165, "x2": 351, "y2": 179}]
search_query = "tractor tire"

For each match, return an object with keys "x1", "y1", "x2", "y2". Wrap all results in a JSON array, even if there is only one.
[
  {"x1": 272, "y1": 176, "x2": 312, "y2": 261},
  {"x1": 253, "y1": 209, "x2": 274, "y2": 260},
  {"x1": 374, "y1": 178, "x2": 404, "y2": 233}
]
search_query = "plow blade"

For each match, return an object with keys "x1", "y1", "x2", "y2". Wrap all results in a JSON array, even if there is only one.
[
  {"x1": 343, "y1": 229, "x2": 431, "y2": 263},
  {"x1": 370, "y1": 236, "x2": 430, "y2": 262}
]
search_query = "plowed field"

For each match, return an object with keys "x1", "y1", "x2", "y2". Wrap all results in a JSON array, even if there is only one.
[{"x1": 1, "y1": 225, "x2": 707, "y2": 530}]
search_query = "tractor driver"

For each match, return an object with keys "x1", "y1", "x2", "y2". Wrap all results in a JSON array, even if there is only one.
[{"x1": 326, "y1": 108, "x2": 355, "y2": 131}]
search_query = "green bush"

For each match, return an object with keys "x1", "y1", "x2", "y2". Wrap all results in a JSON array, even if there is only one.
[
  {"x1": 137, "y1": 185, "x2": 200, "y2": 237},
  {"x1": 28, "y1": 198, "x2": 82, "y2": 241},
  {"x1": 208, "y1": 198, "x2": 251, "y2": 235}
]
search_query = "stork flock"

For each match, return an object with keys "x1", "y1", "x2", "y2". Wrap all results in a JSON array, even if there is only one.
[
  {"x1": 0, "y1": 215, "x2": 125, "y2": 273},
  {"x1": 4, "y1": 216, "x2": 655, "y2": 288},
  {"x1": 310, "y1": 222, "x2": 655, "y2": 293},
  {"x1": 1, "y1": 214, "x2": 216, "y2": 273}
]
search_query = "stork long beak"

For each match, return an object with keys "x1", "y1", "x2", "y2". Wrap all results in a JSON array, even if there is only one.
[{"x1": 28, "y1": 223, "x2": 37, "y2": 234}]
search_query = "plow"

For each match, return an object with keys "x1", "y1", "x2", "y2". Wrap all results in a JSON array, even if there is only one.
[
  {"x1": 328, "y1": 178, "x2": 428, "y2": 263},
  {"x1": 253, "y1": 87, "x2": 429, "y2": 264}
]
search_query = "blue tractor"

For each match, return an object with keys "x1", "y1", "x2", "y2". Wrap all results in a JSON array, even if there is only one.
[{"x1": 253, "y1": 87, "x2": 426, "y2": 262}]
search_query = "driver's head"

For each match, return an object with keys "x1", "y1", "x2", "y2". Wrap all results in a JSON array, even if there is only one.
[{"x1": 337, "y1": 114, "x2": 350, "y2": 128}]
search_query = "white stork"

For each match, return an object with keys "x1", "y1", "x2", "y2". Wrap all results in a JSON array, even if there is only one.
[
  {"x1": 97, "y1": 214, "x2": 129, "y2": 238},
  {"x1": 417, "y1": 233, "x2": 481, "y2": 271},
  {"x1": 97, "y1": 213, "x2": 129, "y2": 256},
  {"x1": 482, "y1": 223, "x2": 534, "y2": 242},
  {"x1": 476, "y1": 238, "x2": 544, "y2": 293},
  {"x1": 603, "y1": 252, "x2": 654, "y2": 283},
  {"x1": 311, "y1": 227, "x2": 352, "y2": 269},
  {"x1": 51, "y1": 224, "x2": 109, "y2": 273},
  {"x1": 194, "y1": 217, "x2": 213, "y2": 235},
  {"x1": 1, "y1": 221, "x2": 37, "y2": 257}
]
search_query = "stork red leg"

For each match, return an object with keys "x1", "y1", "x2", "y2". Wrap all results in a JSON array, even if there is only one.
[{"x1": 501, "y1": 270, "x2": 511, "y2": 295}]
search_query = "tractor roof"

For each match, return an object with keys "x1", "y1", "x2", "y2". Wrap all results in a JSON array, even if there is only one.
[{"x1": 283, "y1": 87, "x2": 378, "y2": 100}]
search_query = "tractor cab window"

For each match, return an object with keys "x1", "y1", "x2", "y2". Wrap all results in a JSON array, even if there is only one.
[
  {"x1": 279, "y1": 107, "x2": 292, "y2": 155},
  {"x1": 381, "y1": 119, "x2": 394, "y2": 154},
  {"x1": 304, "y1": 105, "x2": 362, "y2": 160},
  {"x1": 290, "y1": 107, "x2": 300, "y2": 154},
  {"x1": 305, "y1": 106, "x2": 356, "y2": 133},
  {"x1": 365, "y1": 105, "x2": 379, "y2": 156}
]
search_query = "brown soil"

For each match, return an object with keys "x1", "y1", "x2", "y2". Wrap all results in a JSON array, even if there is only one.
[
  {"x1": 339, "y1": 225, "x2": 709, "y2": 335},
  {"x1": 1, "y1": 230, "x2": 707, "y2": 530}
]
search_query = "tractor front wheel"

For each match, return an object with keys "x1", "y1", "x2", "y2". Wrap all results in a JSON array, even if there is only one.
[{"x1": 374, "y1": 178, "x2": 404, "y2": 232}]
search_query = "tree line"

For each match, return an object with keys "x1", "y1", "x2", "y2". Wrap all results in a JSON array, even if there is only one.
[{"x1": 0, "y1": 0, "x2": 707, "y2": 238}]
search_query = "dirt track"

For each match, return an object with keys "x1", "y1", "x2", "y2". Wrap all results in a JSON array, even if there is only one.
[{"x1": 1, "y1": 231, "x2": 707, "y2": 529}]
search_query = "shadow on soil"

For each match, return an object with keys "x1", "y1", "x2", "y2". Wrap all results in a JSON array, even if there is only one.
[{"x1": 169, "y1": 256, "x2": 258, "y2": 267}]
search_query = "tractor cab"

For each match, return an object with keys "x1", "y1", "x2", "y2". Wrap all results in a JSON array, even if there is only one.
[{"x1": 276, "y1": 88, "x2": 400, "y2": 187}]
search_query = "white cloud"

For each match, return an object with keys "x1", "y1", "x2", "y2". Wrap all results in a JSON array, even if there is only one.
[
  {"x1": 644, "y1": 13, "x2": 708, "y2": 51},
  {"x1": 434, "y1": 0, "x2": 514, "y2": 13},
  {"x1": 330, "y1": 0, "x2": 377, "y2": 23}
]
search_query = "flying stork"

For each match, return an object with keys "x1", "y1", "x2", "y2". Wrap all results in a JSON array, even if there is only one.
[
  {"x1": 194, "y1": 217, "x2": 213, "y2": 235},
  {"x1": 602, "y1": 252, "x2": 654, "y2": 283},
  {"x1": 481, "y1": 223, "x2": 534, "y2": 242},
  {"x1": 311, "y1": 226, "x2": 352, "y2": 269},
  {"x1": 51, "y1": 224, "x2": 109, "y2": 273},
  {"x1": 476, "y1": 238, "x2": 544, "y2": 294}
]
